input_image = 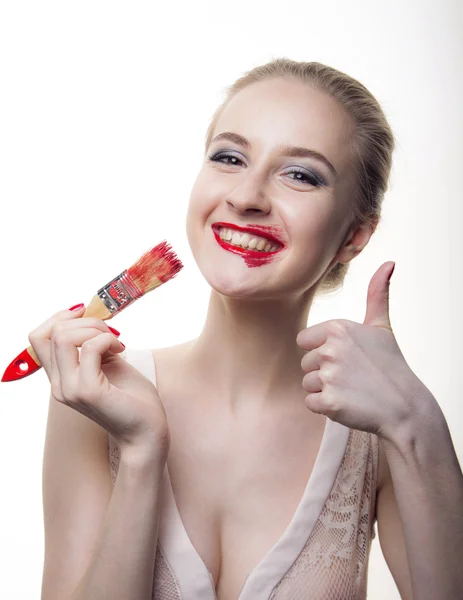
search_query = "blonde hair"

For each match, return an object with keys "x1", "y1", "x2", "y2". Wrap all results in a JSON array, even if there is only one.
[{"x1": 204, "y1": 58, "x2": 395, "y2": 296}]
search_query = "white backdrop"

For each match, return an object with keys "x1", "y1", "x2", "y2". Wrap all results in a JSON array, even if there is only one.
[{"x1": 0, "y1": 1, "x2": 462, "y2": 598}]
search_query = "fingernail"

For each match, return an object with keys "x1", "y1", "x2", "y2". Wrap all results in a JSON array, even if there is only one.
[
  {"x1": 387, "y1": 262, "x2": 396, "y2": 282},
  {"x1": 69, "y1": 303, "x2": 85, "y2": 311},
  {"x1": 119, "y1": 342, "x2": 126, "y2": 349},
  {"x1": 108, "y1": 326, "x2": 121, "y2": 337}
]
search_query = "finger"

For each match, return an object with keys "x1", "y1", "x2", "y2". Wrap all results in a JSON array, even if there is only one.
[
  {"x1": 29, "y1": 304, "x2": 86, "y2": 344},
  {"x1": 304, "y1": 391, "x2": 324, "y2": 414},
  {"x1": 300, "y1": 349, "x2": 320, "y2": 374},
  {"x1": 51, "y1": 316, "x2": 120, "y2": 337},
  {"x1": 296, "y1": 320, "x2": 344, "y2": 351},
  {"x1": 28, "y1": 305, "x2": 86, "y2": 375},
  {"x1": 49, "y1": 326, "x2": 92, "y2": 402},
  {"x1": 48, "y1": 316, "x2": 120, "y2": 380},
  {"x1": 52, "y1": 327, "x2": 122, "y2": 401},
  {"x1": 78, "y1": 333, "x2": 125, "y2": 395},
  {"x1": 302, "y1": 371, "x2": 322, "y2": 394},
  {"x1": 296, "y1": 322, "x2": 327, "y2": 351}
]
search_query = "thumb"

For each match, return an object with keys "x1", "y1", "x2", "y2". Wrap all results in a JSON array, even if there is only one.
[{"x1": 363, "y1": 261, "x2": 395, "y2": 330}]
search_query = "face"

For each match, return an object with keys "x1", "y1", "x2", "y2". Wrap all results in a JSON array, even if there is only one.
[{"x1": 186, "y1": 76, "x2": 363, "y2": 300}]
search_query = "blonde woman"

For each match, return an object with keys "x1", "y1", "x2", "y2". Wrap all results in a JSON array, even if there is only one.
[{"x1": 36, "y1": 59, "x2": 462, "y2": 600}]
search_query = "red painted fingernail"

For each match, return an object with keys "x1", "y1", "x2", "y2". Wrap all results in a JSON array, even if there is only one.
[
  {"x1": 108, "y1": 326, "x2": 121, "y2": 337},
  {"x1": 120, "y1": 342, "x2": 126, "y2": 349},
  {"x1": 69, "y1": 303, "x2": 85, "y2": 311},
  {"x1": 387, "y1": 262, "x2": 396, "y2": 282}
]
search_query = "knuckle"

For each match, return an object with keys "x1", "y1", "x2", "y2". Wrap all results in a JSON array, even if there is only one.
[
  {"x1": 52, "y1": 330, "x2": 68, "y2": 346},
  {"x1": 52, "y1": 321, "x2": 67, "y2": 335},
  {"x1": 80, "y1": 339, "x2": 91, "y2": 351},
  {"x1": 328, "y1": 320, "x2": 348, "y2": 338},
  {"x1": 80, "y1": 337, "x2": 97, "y2": 352},
  {"x1": 319, "y1": 344, "x2": 336, "y2": 362},
  {"x1": 50, "y1": 322, "x2": 67, "y2": 343},
  {"x1": 319, "y1": 364, "x2": 336, "y2": 384},
  {"x1": 85, "y1": 317, "x2": 107, "y2": 330}
]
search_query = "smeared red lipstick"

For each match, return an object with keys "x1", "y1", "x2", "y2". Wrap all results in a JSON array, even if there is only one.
[{"x1": 211, "y1": 222, "x2": 285, "y2": 268}]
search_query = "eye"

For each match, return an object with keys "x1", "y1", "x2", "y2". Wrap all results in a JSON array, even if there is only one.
[
  {"x1": 207, "y1": 151, "x2": 325, "y2": 187},
  {"x1": 208, "y1": 151, "x2": 244, "y2": 167},
  {"x1": 283, "y1": 167, "x2": 324, "y2": 188}
]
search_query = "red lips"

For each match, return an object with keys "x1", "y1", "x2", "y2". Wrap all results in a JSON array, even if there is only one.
[{"x1": 211, "y1": 223, "x2": 285, "y2": 269}]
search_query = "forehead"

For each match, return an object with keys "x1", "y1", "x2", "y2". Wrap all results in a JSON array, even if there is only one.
[{"x1": 213, "y1": 77, "x2": 356, "y2": 176}]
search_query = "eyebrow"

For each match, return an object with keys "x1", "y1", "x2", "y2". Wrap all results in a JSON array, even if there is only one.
[{"x1": 209, "y1": 131, "x2": 338, "y2": 178}]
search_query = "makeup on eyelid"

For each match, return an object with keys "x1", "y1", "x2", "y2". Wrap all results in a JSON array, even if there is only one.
[{"x1": 208, "y1": 151, "x2": 327, "y2": 187}]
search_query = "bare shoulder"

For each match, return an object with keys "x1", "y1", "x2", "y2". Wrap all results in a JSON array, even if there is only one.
[
  {"x1": 151, "y1": 339, "x2": 196, "y2": 369},
  {"x1": 151, "y1": 339, "x2": 197, "y2": 396}
]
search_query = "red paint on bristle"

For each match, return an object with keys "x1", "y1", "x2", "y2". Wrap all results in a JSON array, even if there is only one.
[{"x1": 127, "y1": 240, "x2": 183, "y2": 292}]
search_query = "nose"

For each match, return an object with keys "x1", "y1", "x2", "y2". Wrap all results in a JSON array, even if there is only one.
[{"x1": 225, "y1": 171, "x2": 272, "y2": 215}]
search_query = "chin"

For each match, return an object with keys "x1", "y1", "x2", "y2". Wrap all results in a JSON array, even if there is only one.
[
  {"x1": 201, "y1": 262, "x2": 296, "y2": 302},
  {"x1": 200, "y1": 264, "x2": 262, "y2": 298}
]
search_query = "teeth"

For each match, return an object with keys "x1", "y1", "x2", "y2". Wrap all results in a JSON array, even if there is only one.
[
  {"x1": 217, "y1": 227, "x2": 281, "y2": 252},
  {"x1": 231, "y1": 232, "x2": 241, "y2": 246},
  {"x1": 239, "y1": 233, "x2": 251, "y2": 247}
]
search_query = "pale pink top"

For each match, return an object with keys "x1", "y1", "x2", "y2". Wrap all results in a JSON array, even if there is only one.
[{"x1": 108, "y1": 348, "x2": 379, "y2": 599}]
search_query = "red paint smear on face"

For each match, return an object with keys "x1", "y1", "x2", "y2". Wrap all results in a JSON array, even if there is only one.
[
  {"x1": 243, "y1": 252, "x2": 277, "y2": 268},
  {"x1": 242, "y1": 225, "x2": 285, "y2": 266}
]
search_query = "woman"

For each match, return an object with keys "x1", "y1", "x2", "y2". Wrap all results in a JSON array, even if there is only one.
[{"x1": 37, "y1": 59, "x2": 458, "y2": 600}]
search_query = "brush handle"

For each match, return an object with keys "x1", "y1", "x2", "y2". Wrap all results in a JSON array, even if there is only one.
[
  {"x1": 1, "y1": 295, "x2": 112, "y2": 383},
  {"x1": 1, "y1": 267, "x2": 146, "y2": 383}
]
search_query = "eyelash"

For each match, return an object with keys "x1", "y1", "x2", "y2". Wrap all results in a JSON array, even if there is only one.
[{"x1": 207, "y1": 151, "x2": 325, "y2": 187}]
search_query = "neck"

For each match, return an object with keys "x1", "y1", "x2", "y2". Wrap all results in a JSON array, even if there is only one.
[{"x1": 185, "y1": 288, "x2": 315, "y2": 413}]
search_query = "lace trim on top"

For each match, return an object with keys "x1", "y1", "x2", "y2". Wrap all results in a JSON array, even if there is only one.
[
  {"x1": 268, "y1": 429, "x2": 379, "y2": 600},
  {"x1": 108, "y1": 428, "x2": 379, "y2": 600}
]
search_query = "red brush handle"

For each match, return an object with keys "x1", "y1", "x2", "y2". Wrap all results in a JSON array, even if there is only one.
[
  {"x1": 1, "y1": 348, "x2": 41, "y2": 382},
  {"x1": 2, "y1": 296, "x2": 106, "y2": 383}
]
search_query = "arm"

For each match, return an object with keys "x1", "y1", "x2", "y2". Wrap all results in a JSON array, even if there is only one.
[
  {"x1": 379, "y1": 401, "x2": 463, "y2": 600},
  {"x1": 69, "y1": 450, "x2": 166, "y2": 600},
  {"x1": 376, "y1": 438, "x2": 414, "y2": 600}
]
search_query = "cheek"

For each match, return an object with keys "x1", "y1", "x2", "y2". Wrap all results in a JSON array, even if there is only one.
[
  {"x1": 185, "y1": 189, "x2": 211, "y2": 254},
  {"x1": 285, "y1": 204, "x2": 335, "y2": 254},
  {"x1": 186, "y1": 168, "x2": 223, "y2": 234},
  {"x1": 185, "y1": 199, "x2": 199, "y2": 253}
]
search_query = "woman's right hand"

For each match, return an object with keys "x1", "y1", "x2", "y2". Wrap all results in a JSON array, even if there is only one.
[{"x1": 28, "y1": 304, "x2": 170, "y2": 462}]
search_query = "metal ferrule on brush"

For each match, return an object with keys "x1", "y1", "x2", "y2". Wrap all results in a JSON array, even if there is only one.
[{"x1": 97, "y1": 270, "x2": 143, "y2": 314}]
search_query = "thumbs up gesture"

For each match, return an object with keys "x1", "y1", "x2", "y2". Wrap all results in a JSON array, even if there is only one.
[{"x1": 296, "y1": 261, "x2": 439, "y2": 443}]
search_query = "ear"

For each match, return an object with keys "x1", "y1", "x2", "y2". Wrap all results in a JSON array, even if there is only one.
[{"x1": 336, "y1": 217, "x2": 378, "y2": 266}]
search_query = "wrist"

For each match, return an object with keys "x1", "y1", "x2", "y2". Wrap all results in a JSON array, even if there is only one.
[
  {"x1": 119, "y1": 439, "x2": 169, "y2": 473},
  {"x1": 381, "y1": 396, "x2": 448, "y2": 451}
]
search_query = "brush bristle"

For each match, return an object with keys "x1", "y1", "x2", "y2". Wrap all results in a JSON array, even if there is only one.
[{"x1": 126, "y1": 240, "x2": 183, "y2": 294}]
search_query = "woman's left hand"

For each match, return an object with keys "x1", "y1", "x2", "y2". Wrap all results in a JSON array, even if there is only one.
[{"x1": 296, "y1": 261, "x2": 440, "y2": 442}]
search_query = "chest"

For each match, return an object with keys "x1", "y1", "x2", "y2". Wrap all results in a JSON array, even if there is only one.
[{"x1": 162, "y1": 391, "x2": 326, "y2": 600}]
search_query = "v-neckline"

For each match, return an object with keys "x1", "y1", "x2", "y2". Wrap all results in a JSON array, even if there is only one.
[{"x1": 149, "y1": 349, "x2": 351, "y2": 600}]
